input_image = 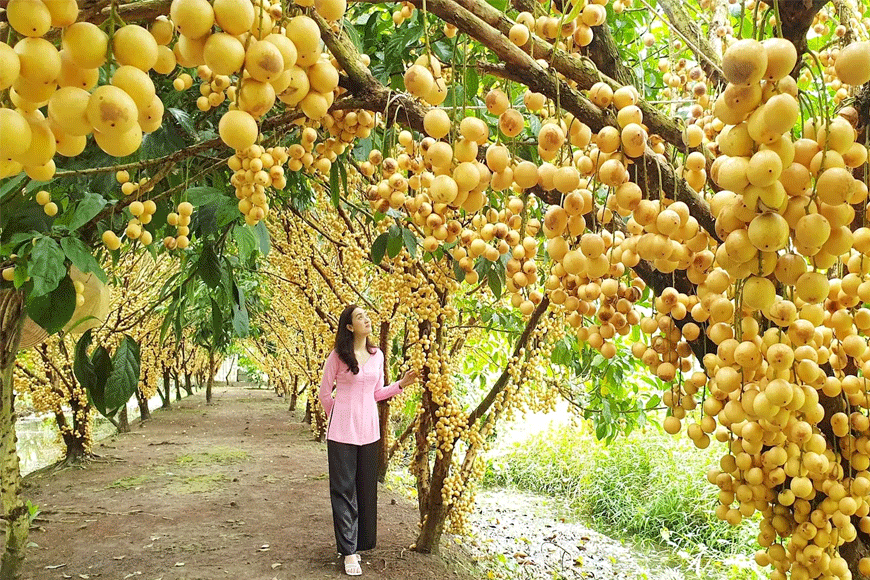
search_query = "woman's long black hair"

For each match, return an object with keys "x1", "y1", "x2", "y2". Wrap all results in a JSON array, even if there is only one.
[{"x1": 335, "y1": 304, "x2": 376, "y2": 374}]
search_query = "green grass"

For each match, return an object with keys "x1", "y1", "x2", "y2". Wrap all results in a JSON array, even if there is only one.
[{"x1": 481, "y1": 424, "x2": 764, "y2": 580}]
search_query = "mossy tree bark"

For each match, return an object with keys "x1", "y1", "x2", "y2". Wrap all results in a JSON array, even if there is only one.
[{"x1": 0, "y1": 289, "x2": 27, "y2": 580}]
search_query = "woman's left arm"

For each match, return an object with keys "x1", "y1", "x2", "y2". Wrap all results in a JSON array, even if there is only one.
[{"x1": 373, "y1": 351, "x2": 404, "y2": 402}]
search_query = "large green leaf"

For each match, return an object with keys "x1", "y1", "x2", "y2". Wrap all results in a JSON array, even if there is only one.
[
  {"x1": 60, "y1": 236, "x2": 107, "y2": 283},
  {"x1": 198, "y1": 243, "x2": 223, "y2": 288},
  {"x1": 234, "y1": 224, "x2": 258, "y2": 263},
  {"x1": 371, "y1": 232, "x2": 389, "y2": 264},
  {"x1": 232, "y1": 283, "x2": 249, "y2": 337},
  {"x1": 103, "y1": 335, "x2": 141, "y2": 416},
  {"x1": 73, "y1": 330, "x2": 96, "y2": 392},
  {"x1": 25, "y1": 275, "x2": 76, "y2": 334},
  {"x1": 255, "y1": 221, "x2": 270, "y2": 256},
  {"x1": 66, "y1": 193, "x2": 107, "y2": 231},
  {"x1": 28, "y1": 236, "x2": 67, "y2": 298}
]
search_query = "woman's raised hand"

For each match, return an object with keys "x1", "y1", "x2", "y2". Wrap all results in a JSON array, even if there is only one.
[{"x1": 399, "y1": 369, "x2": 418, "y2": 388}]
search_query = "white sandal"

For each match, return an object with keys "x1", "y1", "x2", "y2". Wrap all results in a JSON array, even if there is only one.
[{"x1": 344, "y1": 554, "x2": 362, "y2": 576}]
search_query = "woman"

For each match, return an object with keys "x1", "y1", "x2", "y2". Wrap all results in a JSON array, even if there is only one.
[{"x1": 319, "y1": 304, "x2": 417, "y2": 576}]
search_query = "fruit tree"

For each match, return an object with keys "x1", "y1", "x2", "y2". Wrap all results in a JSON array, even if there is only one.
[{"x1": 2, "y1": 0, "x2": 870, "y2": 579}]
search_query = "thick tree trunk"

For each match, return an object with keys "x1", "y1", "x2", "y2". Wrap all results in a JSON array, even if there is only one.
[
  {"x1": 288, "y1": 376, "x2": 298, "y2": 411},
  {"x1": 302, "y1": 398, "x2": 311, "y2": 424},
  {"x1": 116, "y1": 405, "x2": 130, "y2": 434},
  {"x1": 206, "y1": 350, "x2": 214, "y2": 404},
  {"x1": 183, "y1": 372, "x2": 193, "y2": 395},
  {"x1": 135, "y1": 389, "x2": 151, "y2": 422},
  {"x1": 0, "y1": 289, "x2": 27, "y2": 580}
]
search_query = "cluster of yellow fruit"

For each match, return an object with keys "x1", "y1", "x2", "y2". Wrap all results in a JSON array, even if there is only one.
[
  {"x1": 192, "y1": 66, "x2": 234, "y2": 112},
  {"x1": 389, "y1": 1, "x2": 417, "y2": 26},
  {"x1": 228, "y1": 144, "x2": 290, "y2": 225},
  {"x1": 0, "y1": 0, "x2": 167, "y2": 180},
  {"x1": 506, "y1": 0, "x2": 617, "y2": 51},
  {"x1": 606, "y1": 36, "x2": 870, "y2": 580},
  {"x1": 164, "y1": 202, "x2": 194, "y2": 250},
  {"x1": 34, "y1": 189, "x2": 58, "y2": 217},
  {"x1": 403, "y1": 54, "x2": 449, "y2": 107}
]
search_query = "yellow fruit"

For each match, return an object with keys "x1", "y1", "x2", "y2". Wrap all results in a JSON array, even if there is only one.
[
  {"x1": 499, "y1": 109, "x2": 524, "y2": 137},
  {"x1": 245, "y1": 39, "x2": 285, "y2": 83},
  {"x1": 424, "y1": 109, "x2": 451, "y2": 139},
  {"x1": 722, "y1": 39, "x2": 767, "y2": 85},
  {"x1": 176, "y1": 34, "x2": 207, "y2": 66},
  {"x1": 762, "y1": 94, "x2": 799, "y2": 135},
  {"x1": 308, "y1": 60, "x2": 339, "y2": 93},
  {"x1": 277, "y1": 66, "x2": 309, "y2": 106},
  {"x1": 150, "y1": 16, "x2": 175, "y2": 45},
  {"x1": 748, "y1": 212, "x2": 788, "y2": 252},
  {"x1": 14, "y1": 116, "x2": 55, "y2": 167},
  {"x1": 286, "y1": 16, "x2": 321, "y2": 68},
  {"x1": 314, "y1": 0, "x2": 346, "y2": 21},
  {"x1": 48, "y1": 86, "x2": 92, "y2": 136},
  {"x1": 509, "y1": 23, "x2": 530, "y2": 46},
  {"x1": 300, "y1": 91, "x2": 329, "y2": 120},
  {"x1": 834, "y1": 41, "x2": 870, "y2": 86},
  {"x1": 0, "y1": 42, "x2": 20, "y2": 90},
  {"x1": 62, "y1": 22, "x2": 108, "y2": 69},
  {"x1": 11, "y1": 77, "x2": 55, "y2": 105},
  {"x1": 761, "y1": 38, "x2": 797, "y2": 82},
  {"x1": 86, "y1": 85, "x2": 138, "y2": 135},
  {"x1": 264, "y1": 34, "x2": 298, "y2": 70},
  {"x1": 45, "y1": 0, "x2": 78, "y2": 28},
  {"x1": 170, "y1": 0, "x2": 215, "y2": 39},
  {"x1": 94, "y1": 124, "x2": 143, "y2": 157},
  {"x1": 202, "y1": 33, "x2": 244, "y2": 76},
  {"x1": 404, "y1": 64, "x2": 434, "y2": 98},
  {"x1": 213, "y1": 0, "x2": 255, "y2": 36},
  {"x1": 237, "y1": 79, "x2": 276, "y2": 117},
  {"x1": 57, "y1": 50, "x2": 99, "y2": 90},
  {"x1": 429, "y1": 174, "x2": 458, "y2": 204},
  {"x1": 111, "y1": 66, "x2": 156, "y2": 113},
  {"x1": 6, "y1": 0, "x2": 51, "y2": 37},
  {"x1": 51, "y1": 122, "x2": 87, "y2": 157},
  {"x1": 176, "y1": 235, "x2": 190, "y2": 249},
  {"x1": 14, "y1": 37, "x2": 60, "y2": 85},
  {"x1": 746, "y1": 149, "x2": 782, "y2": 187},
  {"x1": 0, "y1": 109, "x2": 32, "y2": 159},
  {"x1": 485, "y1": 89, "x2": 509, "y2": 116},
  {"x1": 102, "y1": 230, "x2": 121, "y2": 250},
  {"x1": 35, "y1": 190, "x2": 50, "y2": 205},
  {"x1": 219, "y1": 110, "x2": 259, "y2": 150},
  {"x1": 815, "y1": 167, "x2": 854, "y2": 206},
  {"x1": 114, "y1": 25, "x2": 159, "y2": 71},
  {"x1": 43, "y1": 201, "x2": 58, "y2": 216},
  {"x1": 139, "y1": 94, "x2": 165, "y2": 133},
  {"x1": 26, "y1": 159, "x2": 55, "y2": 181},
  {"x1": 425, "y1": 77, "x2": 448, "y2": 106},
  {"x1": 1, "y1": 268, "x2": 14, "y2": 282}
]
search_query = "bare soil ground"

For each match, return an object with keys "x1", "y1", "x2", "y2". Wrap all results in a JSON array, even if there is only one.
[{"x1": 16, "y1": 385, "x2": 483, "y2": 580}]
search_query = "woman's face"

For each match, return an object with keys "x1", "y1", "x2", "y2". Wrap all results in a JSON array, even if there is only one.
[{"x1": 347, "y1": 307, "x2": 372, "y2": 337}]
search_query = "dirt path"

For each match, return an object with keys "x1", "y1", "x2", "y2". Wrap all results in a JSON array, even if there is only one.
[{"x1": 17, "y1": 385, "x2": 482, "y2": 580}]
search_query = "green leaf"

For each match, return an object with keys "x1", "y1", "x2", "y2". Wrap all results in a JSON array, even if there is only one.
[
  {"x1": 60, "y1": 236, "x2": 107, "y2": 283},
  {"x1": 387, "y1": 231, "x2": 403, "y2": 258},
  {"x1": 232, "y1": 283, "x2": 249, "y2": 337},
  {"x1": 198, "y1": 243, "x2": 222, "y2": 289},
  {"x1": 28, "y1": 236, "x2": 66, "y2": 298},
  {"x1": 103, "y1": 335, "x2": 140, "y2": 416},
  {"x1": 401, "y1": 228, "x2": 417, "y2": 258},
  {"x1": 159, "y1": 295, "x2": 180, "y2": 344},
  {"x1": 25, "y1": 275, "x2": 76, "y2": 335},
  {"x1": 255, "y1": 221, "x2": 270, "y2": 256},
  {"x1": 234, "y1": 224, "x2": 258, "y2": 263},
  {"x1": 187, "y1": 186, "x2": 226, "y2": 207},
  {"x1": 67, "y1": 193, "x2": 107, "y2": 231},
  {"x1": 211, "y1": 296, "x2": 224, "y2": 344},
  {"x1": 73, "y1": 330, "x2": 96, "y2": 392},
  {"x1": 86, "y1": 345, "x2": 112, "y2": 416},
  {"x1": 371, "y1": 232, "x2": 389, "y2": 264},
  {"x1": 486, "y1": 268, "x2": 502, "y2": 297}
]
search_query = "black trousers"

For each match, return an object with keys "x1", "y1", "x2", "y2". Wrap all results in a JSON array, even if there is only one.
[{"x1": 327, "y1": 438, "x2": 379, "y2": 556}]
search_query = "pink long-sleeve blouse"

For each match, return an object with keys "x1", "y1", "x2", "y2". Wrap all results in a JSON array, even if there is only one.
[{"x1": 318, "y1": 347, "x2": 404, "y2": 445}]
